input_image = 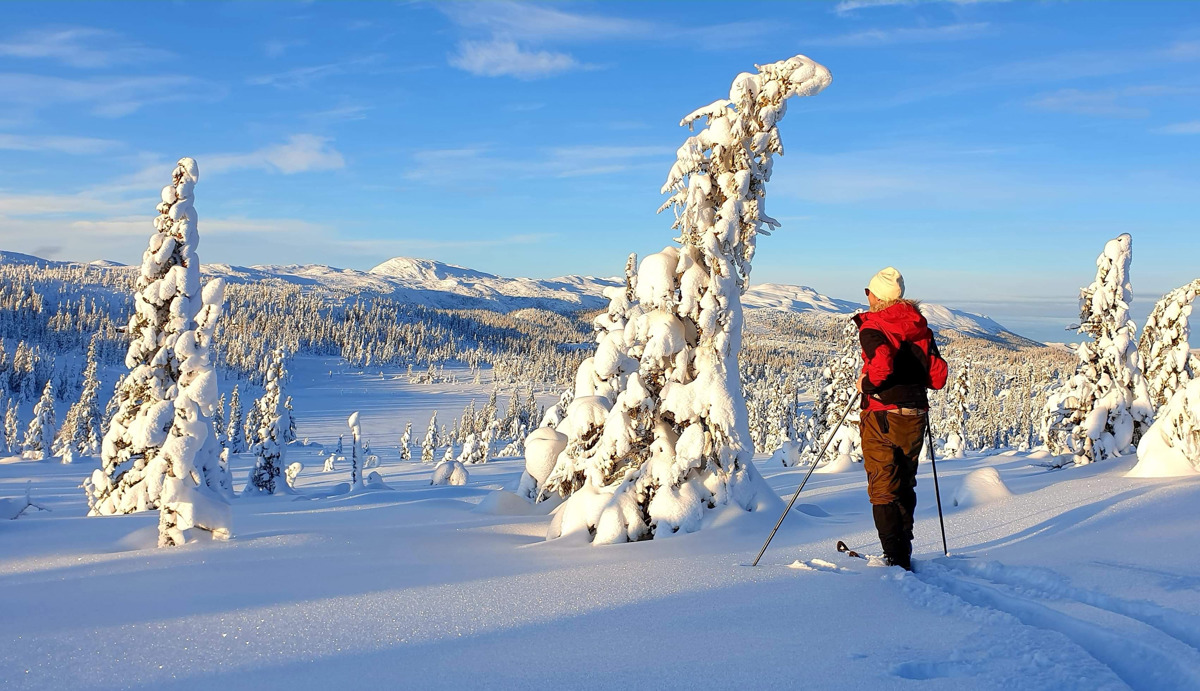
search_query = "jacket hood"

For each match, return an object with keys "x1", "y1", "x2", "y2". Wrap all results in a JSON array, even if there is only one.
[{"x1": 854, "y1": 300, "x2": 930, "y2": 341}]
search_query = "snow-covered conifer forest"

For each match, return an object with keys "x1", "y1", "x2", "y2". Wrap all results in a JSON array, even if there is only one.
[{"x1": 3, "y1": 19, "x2": 1200, "y2": 689}]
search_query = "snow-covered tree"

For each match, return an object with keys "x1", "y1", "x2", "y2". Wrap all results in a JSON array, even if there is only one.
[
  {"x1": 1131, "y1": 378, "x2": 1200, "y2": 477},
  {"x1": 538, "y1": 56, "x2": 832, "y2": 543},
  {"x1": 246, "y1": 349, "x2": 289, "y2": 495},
  {"x1": 1042, "y1": 233, "x2": 1155, "y2": 466},
  {"x1": 458, "y1": 433, "x2": 486, "y2": 464},
  {"x1": 1139, "y1": 279, "x2": 1199, "y2": 413},
  {"x1": 421, "y1": 412, "x2": 438, "y2": 463},
  {"x1": 348, "y1": 411, "x2": 364, "y2": 492},
  {"x1": 4, "y1": 400, "x2": 19, "y2": 454},
  {"x1": 243, "y1": 398, "x2": 262, "y2": 455},
  {"x1": 23, "y1": 380, "x2": 56, "y2": 460},
  {"x1": 399, "y1": 421, "x2": 412, "y2": 461},
  {"x1": 283, "y1": 395, "x2": 297, "y2": 444},
  {"x1": 55, "y1": 336, "x2": 101, "y2": 458},
  {"x1": 214, "y1": 393, "x2": 226, "y2": 447},
  {"x1": 800, "y1": 321, "x2": 860, "y2": 467},
  {"x1": 86, "y1": 158, "x2": 232, "y2": 547},
  {"x1": 227, "y1": 385, "x2": 244, "y2": 453},
  {"x1": 943, "y1": 360, "x2": 972, "y2": 459}
]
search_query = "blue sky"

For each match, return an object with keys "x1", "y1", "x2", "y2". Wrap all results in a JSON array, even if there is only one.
[{"x1": 0, "y1": 1, "x2": 1198, "y2": 341}]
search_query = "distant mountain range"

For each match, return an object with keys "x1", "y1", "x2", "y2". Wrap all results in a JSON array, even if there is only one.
[{"x1": 1, "y1": 250, "x2": 1033, "y2": 343}]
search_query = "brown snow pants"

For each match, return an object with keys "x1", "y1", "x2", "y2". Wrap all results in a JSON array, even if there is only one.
[
  {"x1": 861, "y1": 409, "x2": 928, "y2": 569},
  {"x1": 861, "y1": 409, "x2": 927, "y2": 506}
]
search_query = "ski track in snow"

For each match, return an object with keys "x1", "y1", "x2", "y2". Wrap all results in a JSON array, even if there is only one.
[{"x1": 901, "y1": 560, "x2": 1200, "y2": 691}]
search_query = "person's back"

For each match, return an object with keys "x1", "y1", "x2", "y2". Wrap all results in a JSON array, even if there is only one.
[{"x1": 854, "y1": 268, "x2": 947, "y2": 570}]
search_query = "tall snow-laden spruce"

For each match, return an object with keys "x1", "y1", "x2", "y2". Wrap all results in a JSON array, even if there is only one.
[
  {"x1": 537, "y1": 56, "x2": 832, "y2": 544},
  {"x1": 87, "y1": 158, "x2": 232, "y2": 546},
  {"x1": 55, "y1": 335, "x2": 102, "y2": 458},
  {"x1": 944, "y1": 360, "x2": 972, "y2": 459},
  {"x1": 1042, "y1": 233, "x2": 1155, "y2": 466},
  {"x1": 23, "y1": 380, "x2": 57, "y2": 460},
  {"x1": 400, "y1": 421, "x2": 413, "y2": 461},
  {"x1": 421, "y1": 411, "x2": 438, "y2": 463},
  {"x1": 227, "y1": 385, "x2": 244, "y2": 453},
  {"x1": 1139, "y1": 279, "x2": 1199, "y2": 413},
  {"x1": 801, "y1": 321, "x2": 860, "y2": 467},
  {"x1": 246, "y1": 349, "x2": 290, "y2": 495}
]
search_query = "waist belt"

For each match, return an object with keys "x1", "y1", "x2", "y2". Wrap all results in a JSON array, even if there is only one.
[{"x1": 888, "y1": 407, "x2": 927, "y2": 416}]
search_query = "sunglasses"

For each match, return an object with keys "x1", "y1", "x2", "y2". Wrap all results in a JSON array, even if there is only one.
[{"x1": 864, "y1": 288, "x2": 870, "y2": 297}]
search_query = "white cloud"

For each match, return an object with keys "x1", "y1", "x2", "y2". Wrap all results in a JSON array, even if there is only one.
[
  {"x1": 449, "y1": 39, "x2": 580, "y2": 79},
  {"x1": 834, "y1": 0, "x2": 1007, "y2": 13},
  {"x1": 441, "y1": 2, "x2": 648, "y2": 42},
  {"x1": 0, "y1": 72, "x2": 218, "y2": 117},
  {"x1": 0, "y1": 27, "x2": 171, "y2": 68},
  {"x1": 405, "y1": 144, "x2": 669, "y2": 183},
  {"x1": 206, "y1": 135, "x2": 346, "y2": 175},
  {"x1": 1027, "y1": 89, "x2": 1148, "y2": 118},
  {"x1": 0, "y1": 133, "x2": 120, "y2": 155},
  {"x1": 441, "y1": 3, "x2": 773, "y2": 79},
  {"x1": 808, "y1": 22, "x2": 990, "y2": 46},
  {"x1": 1155, "y1": 120, "x2": 1200, "y2": 135},
  {"x1": 248, "y1": 54, "x2": 384, "y2": 89},
  {"x1": 1027, "y1": 85, "x2": 1193, "y2": 119}
]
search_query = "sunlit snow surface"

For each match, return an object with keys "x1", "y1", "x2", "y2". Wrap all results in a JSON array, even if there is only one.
[{"x1": 2, "y1": 358, "x2": 1199, "y2": 690}]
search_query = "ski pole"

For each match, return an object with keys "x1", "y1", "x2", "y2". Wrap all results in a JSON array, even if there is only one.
[
  {"x1": 925, "y1": 422, "x2": 949, "y2": 557},
  {"x1": 751, "y1": 392, "x2": 859, "y2": 567}
]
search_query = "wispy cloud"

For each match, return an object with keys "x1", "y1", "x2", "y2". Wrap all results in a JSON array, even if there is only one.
[
  {"x1": 834, "y1": 0, "x2": 1008, "y2": 13},
  {"x1": 248, "y1": 54, "x2": 384, "y2": 89},
  {"x1": 206, "y1": 134, "x2": 346, "y2": 175},
  {"x1": 0, "y1": 27, "x2": 170, "y2": 68},
  {"x1": 1028, "y1": 85, "x2": 1195, "y2": 118},
  {"x1": 808, "y1": 22, "x2": 990, "y2": 46},
  {"x1": 263, "y1": 39, "x2": 306, "y2": 59},
  {"x1": 449, "y1": 39, "x2": 582, "y2": 79},
  {"x1": 441, "y1": 2, "x2": 774, "y2": 79},
  {"x1": 0, "y1": 133, "x2": 121, "y2": 155},
  {"x1": 441, "y1": 2, "x2": 647, "y2": 42},
  {"x1": 405, "y1": 144, "x2": 671, "y2": 184},
  {"x1": 0, "y1": 72, "x2": 219, "y2": 117},
  {"x1": 1154, "y1": 120, "x2": 1200, "y2": 135}
]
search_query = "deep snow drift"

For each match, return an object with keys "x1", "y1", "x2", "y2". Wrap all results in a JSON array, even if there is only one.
[{"x1": 2, "y1": 358, "x2": 1199, "y2": 691}]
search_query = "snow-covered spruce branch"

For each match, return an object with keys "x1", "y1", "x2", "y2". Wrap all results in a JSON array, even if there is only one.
[{"x1": 531, "y1": 56, "x2": 832, "y2": 544}]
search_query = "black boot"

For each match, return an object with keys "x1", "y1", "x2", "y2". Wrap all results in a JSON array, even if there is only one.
[{"x1": 872, "y1": 502, "x2": 912, "y2": 571}]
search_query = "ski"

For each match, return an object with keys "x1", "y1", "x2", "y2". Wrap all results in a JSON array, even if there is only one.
[{"x1": 836, "y1": 540, "x2": 874, "y2": 561}]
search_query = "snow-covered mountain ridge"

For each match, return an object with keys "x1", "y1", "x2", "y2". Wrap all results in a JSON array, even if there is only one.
[{"x1": 0, "y1": 250, "x2": 1030, "y2": 341}]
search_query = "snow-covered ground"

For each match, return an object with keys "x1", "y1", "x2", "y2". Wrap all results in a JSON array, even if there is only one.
[{"x1": 2, "y1": 361, "x2": 1199, "y2": 690}]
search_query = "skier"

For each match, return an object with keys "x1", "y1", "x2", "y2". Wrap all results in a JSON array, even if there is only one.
[{"x1": 854, "y1": 267, "x2": 948, "y2": 570}]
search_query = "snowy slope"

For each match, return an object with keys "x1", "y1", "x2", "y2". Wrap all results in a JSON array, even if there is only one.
[
  {"x1": 207, "y1": 257, "x2": 1027, "y2": 339},
  {"x1": 2, "y1": 360, "x2": 1198, "y2": 690},
  {"x1": 1, "y1": 249, "x2": 1028, "y2": 340}
]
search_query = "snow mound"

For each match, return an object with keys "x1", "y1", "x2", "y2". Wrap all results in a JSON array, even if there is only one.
[
  {"x1": 523, "y1": 427, "x2": 567, "y2": 485},
  {"x1": 814, "y1": 453, "x2": 856, "y2": 474},
  {"x1": 952, "y1": 467, "x2": 1013, "y2": 508},
  {"x1": 431, "y1": 460, "x2": 468, "y2": 486},
  {"x1": 1129, "y1": 379, "x2": 1200, "y2": 478},
  {"x1": 473, "y1": 491, "x2": 553, "y2": 516}
]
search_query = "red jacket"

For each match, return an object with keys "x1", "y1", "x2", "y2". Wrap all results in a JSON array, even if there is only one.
[{"x1": 853, "y1": 301, "x2": 948, "y2": 413}]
